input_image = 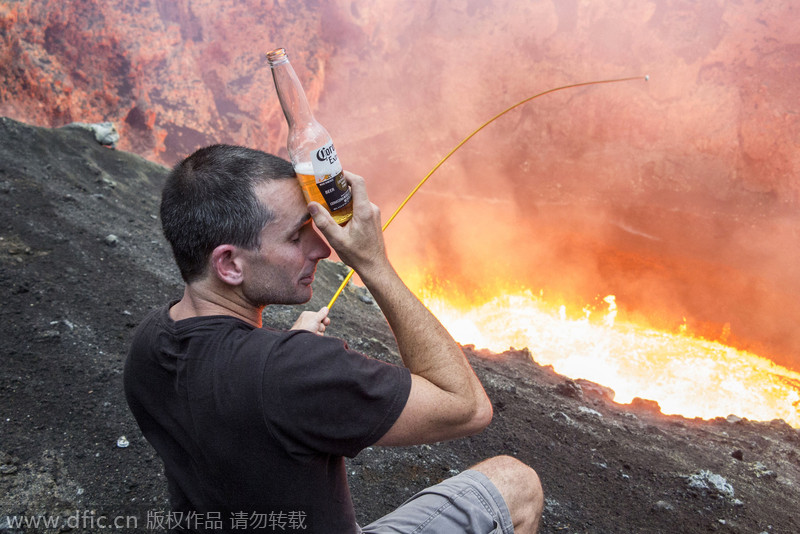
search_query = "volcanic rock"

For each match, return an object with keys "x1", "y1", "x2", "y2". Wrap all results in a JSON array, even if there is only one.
[{"x1": 554, "y1": 378, "x2": 584, "y2": 400}]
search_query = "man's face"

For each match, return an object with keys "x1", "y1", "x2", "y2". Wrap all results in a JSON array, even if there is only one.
[{"x1": 238, "y1": 179, "x2": 331, "y2": 306}]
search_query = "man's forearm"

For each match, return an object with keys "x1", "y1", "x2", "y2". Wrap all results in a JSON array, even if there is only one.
[{"x1": 358, "y1": 260, "x2": 484, "y2": 402}]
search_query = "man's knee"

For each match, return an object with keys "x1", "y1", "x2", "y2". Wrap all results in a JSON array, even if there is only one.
[
  {"x1": 471, "y1": 455, "x2": 543, "y2": 532},
  {"x1": 473, "y1": 455, "x2": 541, "y2": 492}
]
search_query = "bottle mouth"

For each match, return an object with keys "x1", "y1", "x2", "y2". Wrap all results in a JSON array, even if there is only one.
[{"x1": 266, "y1": 47, "x2": 289, "y2": 66}]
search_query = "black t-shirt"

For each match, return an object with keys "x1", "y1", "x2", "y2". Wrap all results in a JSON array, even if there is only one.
[{"x1": 124, "y1": 304, "x2": 411, "y2": 533}]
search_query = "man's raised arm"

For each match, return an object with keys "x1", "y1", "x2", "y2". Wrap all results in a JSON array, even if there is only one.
[{"x1": 308, "y1": 172, "x2": 493, "y2": 446}]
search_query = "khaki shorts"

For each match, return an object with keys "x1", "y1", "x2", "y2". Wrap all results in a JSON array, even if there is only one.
[{"x1": 360, "y1": 469, "x2": 514, "y2": 534}]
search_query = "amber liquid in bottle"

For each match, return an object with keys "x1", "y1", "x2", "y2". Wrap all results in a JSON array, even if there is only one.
[{"x1": 294, "y1": 163, "x2": 353, "y2": 225}]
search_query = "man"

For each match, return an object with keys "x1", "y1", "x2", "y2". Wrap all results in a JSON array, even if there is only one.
[{"x1": 125, "y1": 144, "x2": 543, "y2": 533}]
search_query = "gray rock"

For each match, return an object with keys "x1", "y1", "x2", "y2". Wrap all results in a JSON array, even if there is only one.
[
  {"x1": 687, "y1": 470, "x2": 735, "y2": 498},
  {"x1": 62, "y1": 122, "x2": 120, "y2": 148}
]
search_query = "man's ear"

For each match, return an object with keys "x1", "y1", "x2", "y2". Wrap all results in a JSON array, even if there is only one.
[{"x1": 210, "y1": 244, "x2": 244, "y2": 285}]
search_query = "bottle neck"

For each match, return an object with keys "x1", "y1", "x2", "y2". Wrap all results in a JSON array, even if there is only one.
[{"x1": 268, "y1": 49, "x2": 315, "y2": 128}]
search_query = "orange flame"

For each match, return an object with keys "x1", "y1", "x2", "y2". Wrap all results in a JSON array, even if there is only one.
[{"x1": 417, "y1": 283, "x2": 800, "y2": 428}]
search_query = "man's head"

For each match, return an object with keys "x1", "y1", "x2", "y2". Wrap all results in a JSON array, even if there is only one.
[{"x1": 161, "y1": 144, "x2": 292, "y2": 283}]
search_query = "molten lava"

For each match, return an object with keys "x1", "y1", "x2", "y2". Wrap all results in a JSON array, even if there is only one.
[{"x1": 417, "y1": 284, "x2": 800, "y2": 428}]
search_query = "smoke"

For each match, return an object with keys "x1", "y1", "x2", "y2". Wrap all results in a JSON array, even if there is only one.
[
  {"x1": 3, "y1": 0, "x2": 798, "y2": 369},
  {"x1": 314, "y1": 0, "x2": 800, "y2": 370}
]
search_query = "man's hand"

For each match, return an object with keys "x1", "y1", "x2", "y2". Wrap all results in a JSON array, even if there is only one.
[
  {"x1": 307, "y1": 172, "x2": 388, "y2": 276},
  {"x1": 290, "y1": 307, "x2": 330, "y2": 335}
]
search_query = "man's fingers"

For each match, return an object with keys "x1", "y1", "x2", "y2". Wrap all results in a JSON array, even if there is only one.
[
  {"x1": 343, "y1": 172, "x2": 371, "y2": 213},
  {"x1": 290, "y1": 307, "x2": 331, "y2": 335},
  {"x1": 316, "y1": 308, "x2": 330, "y2": 335},
  {"x1": 308, "y1": 202, "x2": 338, "y2": 236},
  {"x1": 309, "y1": 172, "x2": 386, "y2": 271}
]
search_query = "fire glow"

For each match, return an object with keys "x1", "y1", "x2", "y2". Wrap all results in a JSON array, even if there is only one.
[{"x1": 418, "y1": 286, "x2": 800, "y2": 428}]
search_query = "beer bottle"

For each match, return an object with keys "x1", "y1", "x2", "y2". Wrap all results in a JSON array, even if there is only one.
[{"x1": 267, "y1": 48, "x2": 353, "y2": 225}]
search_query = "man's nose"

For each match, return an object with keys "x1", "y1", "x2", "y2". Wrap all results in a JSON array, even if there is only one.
[{"x1": 308, "y1": 229, "x2": 331, "y2": 260}]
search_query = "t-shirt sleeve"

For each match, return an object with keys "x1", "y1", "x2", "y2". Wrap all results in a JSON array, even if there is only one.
[{"x1": 259, "y1": 330, "x2": 412, "y2": 458}]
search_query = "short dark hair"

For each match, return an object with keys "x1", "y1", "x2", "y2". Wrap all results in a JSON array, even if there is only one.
[{"x1": 160, "y1": 144, "x2": 295, "y2": 283}]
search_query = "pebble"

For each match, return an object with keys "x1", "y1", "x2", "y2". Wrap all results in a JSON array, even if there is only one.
[
  {"x1": 751, "y1": 462, "x2": 777, "y2": 479},
  {"x1": 554, "y1": 379, "x2": 583, "y2": 399},
  {"x1": 652, "y1": 500, "x2": 674, "y2": 511},
  {"x1": 0, "y1": 464, "x2": 18, "y2": 475},
  {"x1": 550, "y1": 411, "x2": 575, "y2": 426},
  {"x1": 687, "y1": 470, "x2": 735, "y2": 498},
  {"x1": 578, "y1": 406, "x2": 603, "y2": 418}
]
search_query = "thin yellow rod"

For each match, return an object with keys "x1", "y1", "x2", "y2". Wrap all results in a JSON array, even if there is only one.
[
  {"x1": 326, "y1": 75, "x2": 648, "y2": 309},
  {"x1": 327, "y1": 269, "x2": 356, "y2": 308}
]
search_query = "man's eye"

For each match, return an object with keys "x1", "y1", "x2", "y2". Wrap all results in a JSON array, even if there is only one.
[{"x1": 290, "y1": 235, "x2": 301, "y2": 243}]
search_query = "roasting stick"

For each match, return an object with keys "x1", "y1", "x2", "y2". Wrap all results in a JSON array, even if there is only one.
[{"x1": 325, "y1": 74, "x2": 649, "y2": 310}]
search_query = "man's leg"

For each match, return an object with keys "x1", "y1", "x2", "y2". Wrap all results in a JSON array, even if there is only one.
[
  {"x1": 470, "y1": 455, "x2": 543, "y2": 534},
  {"x1": 361, "y1": 454, "x2": 543, "y2": 534}
]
